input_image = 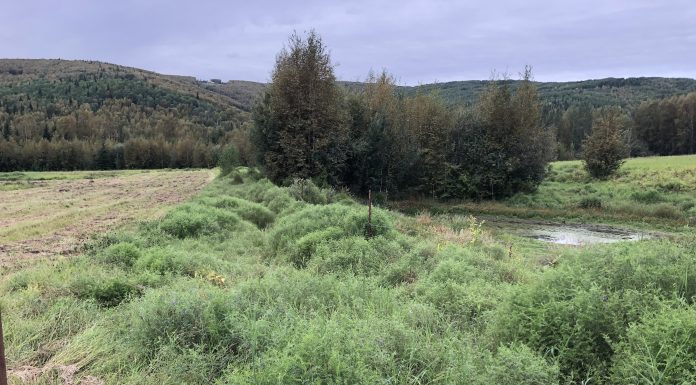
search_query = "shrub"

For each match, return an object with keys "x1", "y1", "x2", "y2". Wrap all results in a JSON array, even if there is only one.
[
  {"x1": 98, "y1": 242, "x2": 141, "y2": 268},
  {"x1": 611, "y1": 306, "x2": 696, "y2": 385}
]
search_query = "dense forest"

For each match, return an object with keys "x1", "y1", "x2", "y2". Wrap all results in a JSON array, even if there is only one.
[
  {"x1": 0, "y1": 59, "x2": 249, "y2": 171},
  {"x1": 1, "y1": 59, "x2": 695, "y2": 172}
]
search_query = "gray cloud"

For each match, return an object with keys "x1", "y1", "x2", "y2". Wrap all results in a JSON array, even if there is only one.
[{"x1": 1, "y1": 0, "x2": 694, "y2": 84}]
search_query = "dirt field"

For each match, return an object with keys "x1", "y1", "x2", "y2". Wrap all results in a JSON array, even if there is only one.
[{"x1": 0, "y1": 169, "x2": 215, "y2": 269}]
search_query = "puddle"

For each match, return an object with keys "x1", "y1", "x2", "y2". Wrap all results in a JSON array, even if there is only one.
[{"x1": 483, "y1": 217, "x2": 653, "y2": 245}]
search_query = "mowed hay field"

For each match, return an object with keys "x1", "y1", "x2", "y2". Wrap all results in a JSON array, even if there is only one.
[{"x1": 0, "y1": 169, "x2": 215, "y2": 269}]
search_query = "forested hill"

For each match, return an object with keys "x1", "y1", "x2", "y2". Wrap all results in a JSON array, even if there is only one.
[
  {"x1": 408, "y1": 77, "x2": 696, "y2": 109},
  {"x1": 205, "y1": 77, "x2": 696, "y2": 112},
  {"x1": 0, "y1": 59, "x2": 252, "y2": 112},
  {"x1": 0, "y1": 59, "x2": 250, "y2": 171}
]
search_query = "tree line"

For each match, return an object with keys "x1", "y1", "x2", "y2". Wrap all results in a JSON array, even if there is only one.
[
  {"x1": 2, "y1": 40, "x2": 691, "y2": 188},
  {"x1": 632, "y1": 93, "x2": 696, "y2": 156},
  {"x1": 250, "y1": 31, "x2": 554, "y2": 199},
  {"x1": 547, "y1": 92, "x2": 696, "y2": 160}
]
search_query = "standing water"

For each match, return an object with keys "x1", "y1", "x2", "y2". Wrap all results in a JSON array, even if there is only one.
[{"x1": 483, "y1": 217, "x2": 653, "y2": 245}]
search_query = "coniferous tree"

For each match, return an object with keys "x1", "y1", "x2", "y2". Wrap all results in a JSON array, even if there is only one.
[
  {"x1": 253, "y1": 30, "x2": 347, "y2": 184},
  {"x1": 583, "y1": 106, "x2": 630, "y2": 179}
]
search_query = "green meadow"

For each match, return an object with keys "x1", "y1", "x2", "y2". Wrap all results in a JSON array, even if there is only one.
[
  {"x1": 398, "y1": 155, "x2": 696, "y2": 230},
  {"x1": 0, "y1": 158, "x2": 695, "y2": 384}
]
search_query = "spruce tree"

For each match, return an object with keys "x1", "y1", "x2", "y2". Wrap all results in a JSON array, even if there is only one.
[{"x1": 583, "y1": 107, "x2": 629, "y2": 178}]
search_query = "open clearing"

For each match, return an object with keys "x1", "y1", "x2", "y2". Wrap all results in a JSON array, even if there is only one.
[{"x1": 0, "y1": 169, "x2": 215, "y2": 269}]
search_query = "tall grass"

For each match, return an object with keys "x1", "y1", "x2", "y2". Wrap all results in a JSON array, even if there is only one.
[{"x1": 1, "y1": 168, "x2": 694, "y2": 384}]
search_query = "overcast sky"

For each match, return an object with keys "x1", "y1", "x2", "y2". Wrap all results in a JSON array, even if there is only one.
[{"x1": 2, "y1": 0, "x2": 695, "y2": 84}]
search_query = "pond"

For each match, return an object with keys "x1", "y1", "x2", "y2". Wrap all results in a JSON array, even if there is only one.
[{"x1": 483, "y1": 216, "x2": 654, "y2": 245}]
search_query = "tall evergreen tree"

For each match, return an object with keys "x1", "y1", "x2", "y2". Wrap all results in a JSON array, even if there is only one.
[{"x1": 253, "y1": 30, "x2": 347, "y2": 184}]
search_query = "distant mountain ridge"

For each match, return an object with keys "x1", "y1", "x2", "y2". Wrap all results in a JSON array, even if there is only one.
[
  {"x1": 198, "y1": 76, "x2": 696, "y2": 112},
  {"x1": 409, "y1": 77, "x2": 696, "y2": 110}
]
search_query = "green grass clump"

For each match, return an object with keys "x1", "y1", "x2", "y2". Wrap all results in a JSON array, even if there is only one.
[
  {"x1": 611, "y1": 306, "x2": 696, "y2": 385},
  {"x1": 3, "y1": 168, "x2": 696, "y2": 384},
  {"x1": 630, "y1": 189, "x2": 664, "y2": 203},
  {"x1": 268, "y1": 204, "x2": 394, "y2": 257},
  {"x1": 222, "y1": 177, "x2": 298, "y2": 214},
  {"x1": 415, "y1": 245, "x2": 520, "y2": 327},
  {"x1": 287, "y1": 178, "x2": 333, "y2": 204},
  {"x1": 200, "y1": 196, "x2": 276, "y2": 228},
  {"x1": 128, "y1": 280, "x2": 233, "y2": 357},
  {"x1": 71, "y1": 276, "x2": 140, "y2": 307},
  {"x1": 135, "y1": 247, "x2": 226, "y2": 277},
  {"x1": 481, "y1": 343, "x2": 560, "y2": 385},
  {"x1": 159, "y1": 203, "x2": 244, "y2": 238},
  {"x1": 651, "y1": 203, "x2": 683, "y2": 220},
  {"x1": 307, "y1": 235, "x2": 406, "y2": 276},
  {"x1": 98, "y1": 242, "x2": 142, "y2": 268},
  {"x1": 578, "y1": 196, "x2": 603, "y2": 209}
]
